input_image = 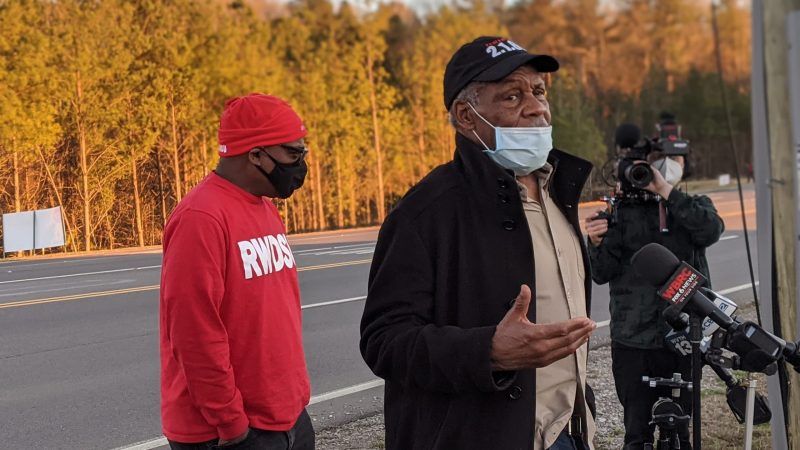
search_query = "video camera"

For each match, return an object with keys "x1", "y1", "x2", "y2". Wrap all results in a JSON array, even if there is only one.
[
  {"x1": 613, "y1": 120, "x2": 690, "y2": 193},
  {"x1": 655, "y1": 112, "x2": 690, "y2": 155},
  {"x1": 596, "y1": 115, "x2": 692, "y2": 229}
]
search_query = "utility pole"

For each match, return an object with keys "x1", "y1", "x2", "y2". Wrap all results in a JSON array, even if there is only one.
[{"x1": 755, "y1": 0, "x2": 800, "y2": 448}]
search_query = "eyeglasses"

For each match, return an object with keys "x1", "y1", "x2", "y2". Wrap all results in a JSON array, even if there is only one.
[
  {"x1": 279, "y1": 144, "x2": 309, "y2": 161},
  {"x1": 257, "y1": 145, "x2": 309, "y2": 162}
]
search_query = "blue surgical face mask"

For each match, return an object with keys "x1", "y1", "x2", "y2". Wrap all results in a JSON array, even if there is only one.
[{"x1": 468, "y1": 103, "x2": 552, "y2": 176}]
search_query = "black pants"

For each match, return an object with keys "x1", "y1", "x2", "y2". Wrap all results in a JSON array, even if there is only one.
[
  {"x1": 168, "y1": 409, "x2": 315, "y2": 450},
  {"x1": 611, "y1": 346, "x2": 692, "y2": 450}
]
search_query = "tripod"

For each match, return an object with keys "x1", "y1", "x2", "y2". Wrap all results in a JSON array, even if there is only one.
[
  {"x1": 641, "y1": 312, "x2": 703, "y2": 449},
  {"x1": 642, "y1": 373, "x2": 692, "y2": 450}
]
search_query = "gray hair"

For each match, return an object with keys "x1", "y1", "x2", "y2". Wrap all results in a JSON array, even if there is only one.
[{"x1": 448, "y1": 81, "x2": 487, "y2": 129}]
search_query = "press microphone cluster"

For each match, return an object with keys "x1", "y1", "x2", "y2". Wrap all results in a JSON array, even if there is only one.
[
  {"x1": 631, "y1": 243, "x2": 800, "y2": 373},
  {"x1": 662, "y1": 288, "x2": 737, "y2": 356}
]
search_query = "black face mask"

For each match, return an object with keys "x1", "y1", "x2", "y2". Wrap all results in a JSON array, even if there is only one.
[{"x1": 255, "y1": 153, "x2": 308, "y2": 199}]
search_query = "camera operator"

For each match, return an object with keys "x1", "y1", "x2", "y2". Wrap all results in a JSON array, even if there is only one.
[{"x1": 584, "y1": 122, "x2": 724, "y2": 450}]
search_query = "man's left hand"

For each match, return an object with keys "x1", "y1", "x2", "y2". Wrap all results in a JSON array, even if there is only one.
[{"x1": 643, "y1": 164, "x2": 673, "y2": 199}]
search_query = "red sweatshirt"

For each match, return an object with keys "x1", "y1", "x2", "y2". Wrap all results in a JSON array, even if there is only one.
[{"x1": 160, "y1": 172, "x2": 310, "y2": 443}]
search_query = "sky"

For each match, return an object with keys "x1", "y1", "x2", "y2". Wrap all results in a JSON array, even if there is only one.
[{"x1": 272, "y1": 0, "x2": 748, "y2": 16}]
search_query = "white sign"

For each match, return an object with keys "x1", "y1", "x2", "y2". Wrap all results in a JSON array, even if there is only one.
[
  {"x1": 2, "y1": 211, "x2": 34, "y2": 252},
  {"x1": 2, "y1": 206, "x2": 65, "y2": 252},
  {"x1": 718, "y1": 174, "x2": 731, "y2": 186},
  {"x1": 34, "y1": 207, "x2": 66, "y2": 250}
]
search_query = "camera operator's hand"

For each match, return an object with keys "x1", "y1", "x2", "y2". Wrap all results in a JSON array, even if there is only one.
[
  {"x1": 490, "y1": 285, "x2": 596, "y2": 371},
  {"x1": 643, "y1": 164, "x2": 674, "y2": 199},
  {"x1": 585, "y1": 210, "x2": 609, "y2": 247}
]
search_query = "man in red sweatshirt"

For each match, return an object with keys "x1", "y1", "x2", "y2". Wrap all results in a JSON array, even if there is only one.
[{"x1": 160, "y1": 93, "x2": 314, "y2": 450}]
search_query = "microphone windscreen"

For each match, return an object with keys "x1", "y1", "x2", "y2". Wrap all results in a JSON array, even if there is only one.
[
  {"x1": 615, "y1": 123, "x2": 641, "y2": 148},
  {"x1": 631, "y1": 243, "x2": 681, "y2": 286}
]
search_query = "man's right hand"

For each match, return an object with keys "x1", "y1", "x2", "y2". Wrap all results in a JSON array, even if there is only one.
[
  {"x1": 585, "y1": 210, "x2": 609, "y2": 247},
  {"x1": 490, "y1": 285, "x2": 595, "y2": 371}
]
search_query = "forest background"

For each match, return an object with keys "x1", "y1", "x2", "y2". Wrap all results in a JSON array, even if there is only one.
[{"x1": 0, "y1": 0, "x2": 752, "y2": 252}]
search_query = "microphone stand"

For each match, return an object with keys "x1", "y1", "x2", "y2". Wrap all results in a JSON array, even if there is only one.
[{"x1": 689, "y1": 313, "x2": 703, "y2": 449}]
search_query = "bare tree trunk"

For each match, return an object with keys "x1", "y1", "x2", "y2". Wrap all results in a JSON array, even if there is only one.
[
  {"x1": 440, "y1": 116, "x2": 450, "y2": 164},
  {"x1": 335, "y1": 145, "x2": 343, "y2": 228},
  {"x1": 25, "y1": 167, "x2": 34, "y2": 257},
  {"x1": 414, "y1": 104, "x2": 426, "y2": 180},
  {"x1": 76, "y1": 71, "x2": 91, "y2": 252},
  {"x1": 79, "y1": 129, "x2": 90, "y2": 251},
  {"x1": 291, "y1": 200, "x2": 299, "y2": 233},
  {"x1": 170, "y1": 92, "x2": 182, "y2": 202},
  {"x1": 348, "y1": 175, "x2": 356, "y2": 226},
  {"x1": 104, "y1": 214, "x2": 114, "y2": 249},
  {"x1": 12, "y1": 140, "x2": 23, "y2": 257},
  {"x1": 132, "y1": 156, "x2": 144, "y2": 247},
  {"x1": 282, "y1": 199, "x2": 291, "y2": 233},
  {"x1": 156, "y1": 148, "x2": 167, "y2": 226},
  {"x1": 201, "y1": 137, "x2": 209, "y2": 176},
  {"x1": 36, "y1": 147, "x2": 77, "y2": 252},
  {"x1": 24, "y1": 169, "x2": 32, "y2": 210},
  {"x1": 366, "y1": 44, "x2": 386, "y2": 222},
  {"x1": 298, "y1": 196, "x2": 306, "y2": 231},
  {"x1": 12, "y1": 139, "x2": 20, "y2": 212},
  {"x1": 313, "y1": 155, "x2": 324, "y2": 230},
  {"x1": 594, "y1": 28, "x2": 607, "y2": 97},
  {"x1": 181, "y1": 147, "x2": 191, "y2": 194}
]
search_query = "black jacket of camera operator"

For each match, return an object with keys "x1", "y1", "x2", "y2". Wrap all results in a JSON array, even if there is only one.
[{"x1": 589, "y1": 189, "x2": 724, "y2": 349}]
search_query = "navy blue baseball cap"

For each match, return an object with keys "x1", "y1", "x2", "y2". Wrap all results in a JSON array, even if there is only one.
[{"x1": 443, "y1": 36, "x2": 559, "y2": 110}]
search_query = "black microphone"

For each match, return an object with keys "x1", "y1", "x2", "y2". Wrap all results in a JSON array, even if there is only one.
[
  {"x1": 663, "y1": 305, "x2": 689, "y2": 330},
  {"x1": 631, "y1": 243, "x2": 735, "y2": 330},
  {"x1": 615, "y1": 123, "x2": 641, "y2": 149},
  {"x1": 632, "y1": 243, "x2": 793, "y2": 372}
]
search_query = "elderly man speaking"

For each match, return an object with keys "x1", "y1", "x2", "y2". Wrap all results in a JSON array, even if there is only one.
[{"x1": 360, "y1": 36, "x2": 597, "y2": 450}]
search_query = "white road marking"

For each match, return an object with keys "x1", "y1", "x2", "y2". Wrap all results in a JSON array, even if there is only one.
[
  {"x1": 292, "y1": 243, "x2": 374, "y2": 255},
  {"x1": 306, "y1": 247, "x2": 375, "y2": 256},
  {"x1": 0, "y1": 255, "x2": 154, "y2": 269},
  {"x1": 0, "y1": 279, "x2": 135, "y2": 298},
  {"x1": 110, "y1": 437, "x2": 167, "y2": 450},
  {"x1": 0, "y1": 266, "x2": 162, "y2": 285},
  {"x1": 0, "y1": 247, "x2": 377, "y2": 284},
  {"x1": 717, "y1": 282, "x2": 759, "y2": 295},
  {"x1": 289, "y1": 232, "x2": 378, "y2": 244},
  {"x1": 308, "y1": 379, "x2": 385, "y2": 404},
  {"x1": 302, "y1": 296, "x2": 366, "y2": 309},
  {"x1": 112, "y1": 379, "x2": 386, "y2": 450}
]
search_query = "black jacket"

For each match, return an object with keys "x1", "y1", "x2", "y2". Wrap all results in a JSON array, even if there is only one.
[
  {"x1": 359, "y1": 133, "x2": 593, "y2": 450},
  {"x1": 588, "y1": 190, "x2": 724, "y2": 349}
]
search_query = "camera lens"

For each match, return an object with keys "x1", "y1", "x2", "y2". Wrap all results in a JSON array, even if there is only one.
[{"x1": 625, "y1": 163, "x2": 653, "y2": 188}]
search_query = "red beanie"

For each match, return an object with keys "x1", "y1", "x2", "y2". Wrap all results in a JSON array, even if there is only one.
[{"x1": 217, "y1": 93, "x2": 307, "y2": 157}]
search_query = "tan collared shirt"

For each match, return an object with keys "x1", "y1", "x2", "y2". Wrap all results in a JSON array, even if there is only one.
[{"x1": 518, "y1": 164, "x2": 595, "y2": 450}]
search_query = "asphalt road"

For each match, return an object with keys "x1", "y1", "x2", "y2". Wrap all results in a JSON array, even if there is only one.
[{"x1": 0, "y1": 188, "x2": 758, "y2": 450}]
